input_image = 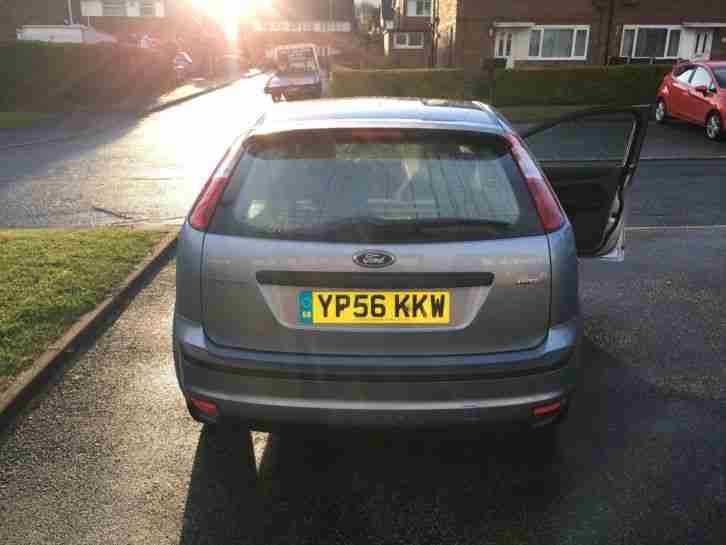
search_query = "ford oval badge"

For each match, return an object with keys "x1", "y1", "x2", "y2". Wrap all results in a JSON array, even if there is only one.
[{"x1": 353, "y1": 250, "x2": 396, "y2": 269}]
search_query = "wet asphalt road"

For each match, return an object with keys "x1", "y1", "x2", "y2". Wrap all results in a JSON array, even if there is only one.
[
  {"x1": 1, "y1": 84, "x2": 726, "y2": 544},
  {"x1": 0, "y1": 76, "x2": 271, "y2": 228}
]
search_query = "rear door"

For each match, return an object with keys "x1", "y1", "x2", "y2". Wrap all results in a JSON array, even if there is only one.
[
  {"x1": 521, "y1": 106, "x2": 648, "y2": 260},
  {"x1": 200, "y1": 128, "x2": 553, "y2": 356}
]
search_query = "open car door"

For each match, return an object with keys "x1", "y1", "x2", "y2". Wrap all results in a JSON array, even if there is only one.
[{"x1": 521, "y1": 106, "x2": 649, "y2": 260}]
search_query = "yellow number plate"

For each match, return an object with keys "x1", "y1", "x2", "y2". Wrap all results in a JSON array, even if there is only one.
[{"x1": 298, "y1": 291, "x2": 450, "y2": 325}]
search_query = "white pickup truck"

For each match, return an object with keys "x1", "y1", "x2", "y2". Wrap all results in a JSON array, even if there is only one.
[{"x1": 265, "y1": 44, "x2": 323, "y2": 102}]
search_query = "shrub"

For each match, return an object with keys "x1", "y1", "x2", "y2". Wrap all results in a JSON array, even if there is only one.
[
  {"x1": 330, "y1": 64, "x2": 672, "y2": 107},
  {"x1": 0, "y1": 41, "x2": 174, "y2": 111},
  {"x1": 331, "y1": 68, "x2": 491, "y2": 100},
  {"x1": 492, "y1": 64, "x2": 672, "y2": 106}
]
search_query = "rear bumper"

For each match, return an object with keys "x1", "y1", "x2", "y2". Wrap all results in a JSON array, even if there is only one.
[{"x1": 173, "y1": 315, "x2": 581, "y2": 429}]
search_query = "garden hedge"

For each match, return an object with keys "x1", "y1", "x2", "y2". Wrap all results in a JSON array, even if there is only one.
[
  {"x1": 331, "y1": 64, "x2": 673, "y2": 107},
  {"x1": 492, "y1": 64, "x2": 672, "y2": 106},
  {"x1": 330, "y1": 68, "x2": 491, "y2": 101},
  {"x1": 0, "y1": 41, "x2": 174, "y2": 111}
]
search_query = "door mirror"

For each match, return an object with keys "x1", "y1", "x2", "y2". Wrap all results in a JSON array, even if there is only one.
[
  {"x1": 709, "y1": 82, "x2": 718, "y2": 93},
  {"x1": 694, "y1": 84, "x2": 709, "y2": 95}
]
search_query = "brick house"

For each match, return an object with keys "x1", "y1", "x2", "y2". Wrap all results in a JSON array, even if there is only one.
[
  {"x1": 432, "y1": 0, "x2": 726, "y2": 69},
  {"x1": 382, "y1": 0, "x2": 435, "y2": 67},
  {"x1": 243, "y1": 0, "x2": 356, "y2": 65}
]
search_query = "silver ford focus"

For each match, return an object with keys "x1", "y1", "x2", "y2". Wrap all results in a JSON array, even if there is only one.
[{"x1": 172, "y1": 98, "x2": 647, "y2": 434}]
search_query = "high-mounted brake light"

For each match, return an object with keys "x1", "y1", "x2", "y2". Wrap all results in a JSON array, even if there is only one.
[
  {"x1": 505, "y1": 133, "x2": 565, "y2": 233},
  {"x1": 188, "y1": 137, "x2": 245, "y2": 231}
]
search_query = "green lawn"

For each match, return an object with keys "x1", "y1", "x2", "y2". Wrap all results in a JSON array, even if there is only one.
[
  {"x1": 496, "y1": 105, "x2": 601, "y2": 124},
  {"x1": 0, "y1": 111, "x2": 55, "y2": 129},
  {"x1": 0, "y1": 228, "x2": 167, "y2": 392}
]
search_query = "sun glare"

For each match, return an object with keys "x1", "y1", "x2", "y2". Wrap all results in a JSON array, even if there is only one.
[{"x1": 192, "y1": 0, "x2": 271, "y2": 43}]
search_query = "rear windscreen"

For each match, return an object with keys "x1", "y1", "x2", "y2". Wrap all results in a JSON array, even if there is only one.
[
  {"x1": 209, "y1": 130, "x2": 544, "y2": 243},
  {"x1": 713, "y1": 68, "x2": 726, "y2": 88}
]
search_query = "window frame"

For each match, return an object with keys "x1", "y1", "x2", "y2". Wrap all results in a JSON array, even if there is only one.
[
  {"x1": 393, "y1": 31, "x2": 425, "y2": 49},
  {"x1": 406, "y1": 0, "x2": 432, "y2": 17},
  {"x1": 140, "y1": 0, "x2": 156, "y2": 17},
  {"x1": 620, "y1": 25, "x2": 682, "y2": 59},
  {"x1": 527, "y1": 25, "x2": 590, "y2": 61}
]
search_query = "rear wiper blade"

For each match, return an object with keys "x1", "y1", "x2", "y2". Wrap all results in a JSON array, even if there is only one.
[{"x1": 410, "y1": 217, "x2": 513, "y2": 229}]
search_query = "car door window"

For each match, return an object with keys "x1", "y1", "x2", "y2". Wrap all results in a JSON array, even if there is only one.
[
  {"x1": 522, "y1": 108, "x2": 648, "y2": 258},
  {"x1": 690, "y1": 67, "x2": 712, "y2": 88},
  {"x1": 675, "y1": 67, "x2": 695, "y2": 84}
]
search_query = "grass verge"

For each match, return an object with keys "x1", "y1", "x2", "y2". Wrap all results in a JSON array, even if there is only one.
[
  {"x1": 0, "y1": 228, "x2": 166, "y2": 393},
  {"x1": 0, "y1": 112, "x2": 55, "y2": 129}
]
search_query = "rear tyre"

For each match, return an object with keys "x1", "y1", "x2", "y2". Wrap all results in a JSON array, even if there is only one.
[
  {"x1": 706, "y1": 111, "x2": 723, "y2": 141},
  {"x1": 654, "y1": 99, "x2": 668, "y2": 123}
]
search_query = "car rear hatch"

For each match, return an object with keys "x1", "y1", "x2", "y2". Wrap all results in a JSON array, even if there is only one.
[{"x1": 200, "y1": 128, "x2": 551, "y2": 356}]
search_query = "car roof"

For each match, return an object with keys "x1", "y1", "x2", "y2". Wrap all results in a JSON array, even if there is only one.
[{"x1": 252, "y1": 98, "x2": 506, "y2": 136}]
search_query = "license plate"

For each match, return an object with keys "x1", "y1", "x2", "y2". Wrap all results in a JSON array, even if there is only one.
[{"x1": 298, "y1": 291, "x2": 450, "y2": 325}]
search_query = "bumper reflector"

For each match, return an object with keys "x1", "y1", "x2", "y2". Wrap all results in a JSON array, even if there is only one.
[
  {"x1": 533, "y1": 400, "x2": 562, "y2": 417},
  {"x1": 190, "y1": 397, "x2": 218, "y2": 416}
]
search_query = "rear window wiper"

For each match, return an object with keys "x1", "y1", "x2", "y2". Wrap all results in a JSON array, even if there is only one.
[{"x1": 407, "y1": 218, "x2": 514, "y2": 231}]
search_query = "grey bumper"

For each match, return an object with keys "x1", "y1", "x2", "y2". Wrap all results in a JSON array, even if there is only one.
[{"x1": 173, "y1": 315, "x2": 581, "y2": 429}]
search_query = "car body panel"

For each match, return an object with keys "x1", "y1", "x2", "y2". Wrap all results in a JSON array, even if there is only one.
[{"x1": 200, "y1": 234, "x2": 552, "y2": 355}]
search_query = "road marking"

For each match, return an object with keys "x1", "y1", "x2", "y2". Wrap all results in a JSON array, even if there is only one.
[{"x1": 627, "y1": 224, "x2": 726, "y2": 231}]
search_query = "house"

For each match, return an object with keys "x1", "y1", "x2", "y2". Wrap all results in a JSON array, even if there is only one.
[
  {"x1": 243, "y1": 0, "x2": 356, "y2": 65},
  {"x1": 0, "y1": 0, "x2": 83, "y2": 41},
  {"x1": 382, "y1": 0, "x2": 435, "y2": 67},
  {"x1": 432, "y1": 0, "x2": 726, "y2": 69}
]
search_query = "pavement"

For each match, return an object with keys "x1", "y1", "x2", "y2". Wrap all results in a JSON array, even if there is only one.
[{"x1": 0, "y1": 80, "x2": 725, "y2": 544}]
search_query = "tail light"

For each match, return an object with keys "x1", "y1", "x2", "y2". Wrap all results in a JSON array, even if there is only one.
[
  {"x1": 190, "y1": 397, "x2": 218, "y2": 417},
  {"x1": 189, "y1": 137, "x2": 245, "y2": 231},
  {"x1": 505, "y1": 133, "x2": 565, "y2": 233}
]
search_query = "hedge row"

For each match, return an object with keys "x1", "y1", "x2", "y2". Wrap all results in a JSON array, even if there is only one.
[
  {"x1": 331, "y1": 64, "x2": 672, "y2": 107},
  {"x1": 330, "y1": 68, "x2": 491, "y2": 101},
  {"x1": 492, "y1": 64, "x2": 672, "y2": 106},
  {"x1": 0, "y1": 41, "x2": 174, "y2": 111}
]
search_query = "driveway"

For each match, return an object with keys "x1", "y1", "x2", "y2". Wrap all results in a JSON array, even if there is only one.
[{"x1": 1, "y1": 162, "x2": 725, "y2": 544}]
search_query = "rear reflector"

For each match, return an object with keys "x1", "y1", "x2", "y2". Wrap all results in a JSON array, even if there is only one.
[
  {"x1": 190, "y1": 397, "x2": 218, "y2": 416},
  {"x1": 188, "y1": 136, "x2": 245, "y2": 231},
  {"x1": 533, "y1": 400, "x2": 562, "y2": 417},
  {"x1": 505, "y1": 133, "x2": 565, "y2": 233}
]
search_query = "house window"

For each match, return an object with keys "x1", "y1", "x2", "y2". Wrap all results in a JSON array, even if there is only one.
[
  {"x1": 694, "y1": 31, "x2": 711, "y2": 57},
  {"x1": 620, "y1": 26, "x2": 682, "y2": 58},
  {"x1": 528, "y1": 26, "x2": 589, "y2": 60},
  {"x1": 140, "y1": 1, "x2": 156, "y2": 17},
  {"x1": 407, "y1": 0, "x2": 432, "y2": 17},
  {"x1": 394, "y1": 32, "x2": 424, "y2": 48},
  {"x1": 102, "y1": 0, "x2": 126, "y2": 17},
  {"x1": 495, "y1": 32, "x2": 513, "y2": 58}
]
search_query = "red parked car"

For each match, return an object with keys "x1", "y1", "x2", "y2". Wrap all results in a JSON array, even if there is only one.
[{"x1": 656, "y1": 61, "x2": 726, "y2": 141}]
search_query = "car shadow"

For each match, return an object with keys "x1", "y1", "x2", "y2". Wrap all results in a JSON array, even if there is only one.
[{"x1": 177, "y1": 335, "x2": 723, "y2": 545}]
